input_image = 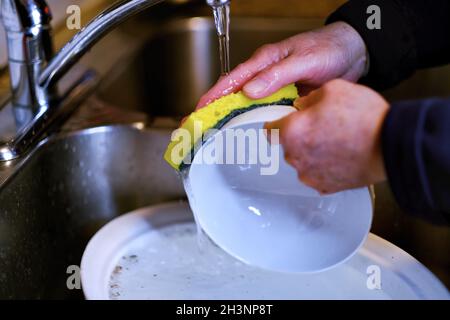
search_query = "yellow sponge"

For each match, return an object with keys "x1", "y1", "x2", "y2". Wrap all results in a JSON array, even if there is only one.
[{"x1": 164, "y1": 84, "x2": 299, "y2": 171}]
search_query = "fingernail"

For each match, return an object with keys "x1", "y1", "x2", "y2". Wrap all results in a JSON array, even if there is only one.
[{"x1": 244, "y1": 78, "x2": 269, "y2": 95}]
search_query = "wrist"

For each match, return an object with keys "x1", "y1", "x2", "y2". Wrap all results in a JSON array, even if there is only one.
[{"x1": 329, "y1": 21, "x2": 370, "y2": 79}]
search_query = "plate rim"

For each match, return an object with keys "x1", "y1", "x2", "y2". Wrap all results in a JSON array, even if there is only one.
[{"x1": 81, "y1": 201, "x2": 449, "y2": 300}]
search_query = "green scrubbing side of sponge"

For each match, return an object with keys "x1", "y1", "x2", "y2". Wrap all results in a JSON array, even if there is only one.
[{"x1": 164, "y1": 84, "x2": 299, "y2": 171}]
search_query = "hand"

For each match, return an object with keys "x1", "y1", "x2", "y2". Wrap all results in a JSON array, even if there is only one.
[
  {"x1": 197, "y1": 22, "x2": 368, "y2": 109},
  {"x1": 265, "y1": 79, "x2": 389, "y2": 194}
]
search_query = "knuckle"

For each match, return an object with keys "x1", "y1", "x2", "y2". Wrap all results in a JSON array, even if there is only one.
[
  {"x1": 321, "y1": 81, "x2": 339, "y2": 96},
  {"x1": 255, "y1": 43, "x2": 280, "y2": 61},
  {"x1": 235, "y1": 62, "x2": 246, "y2": 71},
  {"x1": 302, "y1": 133, "x2": 316, "y2": 150},
  {"x1": 234, "y1": 63, "x2": 252, "y2": 78},
  {"x1": 260, "y1": 43, "x2": 275, "y2": 52},
  {"x1": 299, "y1": 46, "x2": 316, "y2": 60},
  {"x1": 254, "y1": 44, "x2": 270, "y2": 56},
  {"x1": 326, "y1": 78, "x2": 347, "y2": 89},
  {"x1": 322, "y1": 80, "x2": 335, "y2": 90},
  {"x1": 282, "y1": 114, "x2": 312, "y2": 148},
  {"x1": 330, "y1": 78, "x2": 342, "y2": 85}
]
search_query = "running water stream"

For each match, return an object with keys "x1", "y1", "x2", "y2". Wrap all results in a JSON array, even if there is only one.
[{"x1": 211, "y1": 1, "x2": 231, "y2": 75}]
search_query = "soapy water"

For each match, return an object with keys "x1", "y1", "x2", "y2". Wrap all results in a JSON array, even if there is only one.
[
  {"x1": 109, "y1": 223, "x2": 245, "y2": 300},
  {"x1": 108, "y1": 223, "x2": 252, "y2": 299},
  {"x1": 108, "y1": 221, "x2": 396, "y2": 300}
]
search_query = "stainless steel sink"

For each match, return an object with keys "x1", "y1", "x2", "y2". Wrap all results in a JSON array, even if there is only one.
[
  {"x1": 0, "y1": 125, "x2": 184, "y2": 299},
  {"x1": 0, "y1": 13, "x2": 448, "y2": 299}
]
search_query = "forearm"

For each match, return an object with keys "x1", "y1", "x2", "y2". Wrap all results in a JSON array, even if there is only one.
[
  {"x1": 382, "y1": 97, "x2": 450, "y2": 225},
  {"x1": 327, "y1": 0, "x2": 450, "y2": 90}
]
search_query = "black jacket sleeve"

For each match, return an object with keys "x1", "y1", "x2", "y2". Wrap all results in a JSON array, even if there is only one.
[
  {"x1": 326, "y1": 0, "x2": 450, "y2": 90},
  {"x1": 326, "y1": 0, "x2": 450, "y2": 225},
  {"x1": 383, "y1": 98, "x2": 450, "y2": 225}
]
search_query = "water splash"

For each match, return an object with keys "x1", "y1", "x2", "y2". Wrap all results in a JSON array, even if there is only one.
[{"x1": 180, "y1": 171, "x2": 220, "y2": 259}]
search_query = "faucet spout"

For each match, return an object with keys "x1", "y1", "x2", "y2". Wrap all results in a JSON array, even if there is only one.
[
  {"x1": 206, "y1": 0, "x2": 230, "y2": 7},
  {"x1": 38, "y1": 0, "x2": 165, "y2": 88},
  {"x1": 0, "y1": 0, "x2": 224, "y2": 161}
]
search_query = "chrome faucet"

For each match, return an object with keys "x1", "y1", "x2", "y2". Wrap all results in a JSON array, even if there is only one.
[{"x1": 0, "y1": 0, "x2": 224, "y2": 161}]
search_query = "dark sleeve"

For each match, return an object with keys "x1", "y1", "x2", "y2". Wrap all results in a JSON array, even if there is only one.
[
  {"x1": 382, "y1": 98, "x2": 450, "y2": 225},
  {"x1": 327, "y1": 1, "x2": 450, "y2": 225},
  {"x1": 326, "y1": 0, "x2": 450, "y2": 90}
]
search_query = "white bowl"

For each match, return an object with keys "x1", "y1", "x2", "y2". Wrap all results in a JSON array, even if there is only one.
[{"x1": 185, "y1": 105, "x2": 373, "y2": 273}]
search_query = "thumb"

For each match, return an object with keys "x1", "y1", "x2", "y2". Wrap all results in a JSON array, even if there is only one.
[
  {"x1": 293, "y1": 89, "x2": 321, "y2": 110},
  {"x1": 294, "y1": 96, "x2": 307, "y2": 110}
]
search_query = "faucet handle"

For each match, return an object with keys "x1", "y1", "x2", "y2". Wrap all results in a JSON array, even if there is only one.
[{"x1": 1, "y1": 0, "x2": 52, "y2": 32}]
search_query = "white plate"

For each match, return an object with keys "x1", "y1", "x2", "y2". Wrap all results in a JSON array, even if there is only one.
[{"x1": 81, "y1": 201, "x2": 449, "y2": 300}]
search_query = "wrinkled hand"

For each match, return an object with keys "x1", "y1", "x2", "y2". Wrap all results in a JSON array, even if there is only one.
[
  {"x1": 197, "y1": 21, "x2": 368, "y2": 109},
  {"x1": 266, "y1": 79, "x2": 389, "y2": 194}
]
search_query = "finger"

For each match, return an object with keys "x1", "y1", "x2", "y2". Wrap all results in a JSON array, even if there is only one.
[
  {"x1": 264, "y1": 113, "x2": 289, "y2": 132},
  {"x1": 294, "y1": 86, "x2": 326, "y2": 110},
  {"x1": 242, "y1": 54, "x2": 316, "y2": 99},
  {"x1": 294, "y1": 95, "x2": 315, "y2": 111},
  {"x1": 293, "y1": 96, "x2": 309, "y2": 110},
  {"x1": 263, "y1": 126, "x2": 281, "y2": 145},
  {"x1": 264, "y1": 111, "x2": 300, "y2": 146},
  {"x1": 196, "y1": 43, "x2": 289, "y2": 109}
]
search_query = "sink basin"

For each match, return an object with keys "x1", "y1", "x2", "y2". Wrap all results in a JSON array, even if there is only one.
[{"x1": 0, "y1": 125, "x2": 184, "y2": 299}]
